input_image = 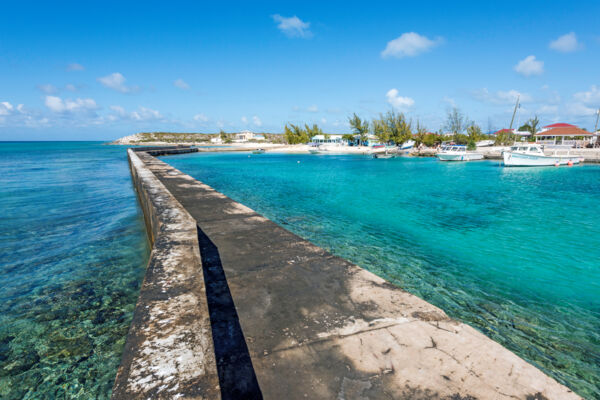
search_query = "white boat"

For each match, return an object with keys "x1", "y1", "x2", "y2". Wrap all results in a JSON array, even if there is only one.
[
  {"x1": 502, "y1": 144, "x2": 582, "y2": 167},
  {"x1": 436, "y1": 145, "x2": 483, "y2": 161},
  {"x1": 400, "y1": 140, "x2": 415, "y2": 150},
  {"x1": 476, "y1": 139, "x2": 495, "y2": 147}
]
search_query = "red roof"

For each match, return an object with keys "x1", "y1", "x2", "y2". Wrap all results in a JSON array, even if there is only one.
[
  {"x1": 494, "y1": 128, "x2": 514, "y2": 135},
  {"x1": 535, "y1": 126, "x2": 592, "y2": 136},
  {"x1": 543, "y1": 123, "x2": 576, "y2": 129}
]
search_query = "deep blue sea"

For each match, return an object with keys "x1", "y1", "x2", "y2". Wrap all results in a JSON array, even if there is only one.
[
  {"x1": 165, "y1": 151, "x2": 600, "y2": 399},
  {"x1": 0, "y1": 142, "x2": 149, "y2": 399}
]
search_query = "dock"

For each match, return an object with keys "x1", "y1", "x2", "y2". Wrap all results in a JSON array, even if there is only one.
[{"x1": 112, "y1": 146, "x2": 580, "y2": 399}]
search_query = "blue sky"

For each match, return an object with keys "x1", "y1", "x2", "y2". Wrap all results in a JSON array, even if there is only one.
[{"x1": 1, "y1": 0, "x2": 599, "y2": 140}]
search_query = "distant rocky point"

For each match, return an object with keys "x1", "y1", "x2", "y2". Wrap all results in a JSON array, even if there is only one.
[{"x1": 110, "y1": 131, "x2": 283, "y2": 145}]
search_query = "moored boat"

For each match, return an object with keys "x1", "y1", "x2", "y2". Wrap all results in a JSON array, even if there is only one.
[
  {"x1": 436, "y1": 145, "x2": 483, "y2": 161},
  {"x1": 502, "y1": 144, "x2": 582, "y2": 167},
  {"x1": 252, "y1": 148, "x2": 266, "y2": 154}
]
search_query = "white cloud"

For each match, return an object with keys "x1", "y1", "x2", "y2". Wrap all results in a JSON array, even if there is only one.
[
  {"x1": 537, "y1": 105, "x2": 558, "y2": 115},
  {"x1": 566, "y1": 102, "x2": 596, "y2": 117},
  {"x1": 65, "y1": 84, "x2": 78, "y2": 92},
  {"x1": 566, "y1": 85, "x2": 600, "y2": 118},
  {"x1": 241, "y1": 116, "x2": 248, "y2": 124},
  {"x1": 67, "y1": 63, "x2": 85, "y2": 71},
  {"x1": 549, "y1": 32, "x2": 581, "y2": 53},
  {"x1": 174, "y1": 78, "x2": 190, "y2": 90},
  {"x1": 37, "y1": 84, "x2": 58, "y2": 94},
  {"x1": 321, "y1": 117, "x2": 327, "y2": 124},
  {"x1": 573, "y1": 85, "x2": 600, "y2": 105},
  {"x1": 0, "y1": 101, "x2": 16, "y2": 116},
  {"x1": 44, "y1": 96, "x2": 98, "y2": 113},
  {"x1": 252, "y1": 115, "x2": 262, "y2": 127},
  {"x1": 98, "y1": 72, "x2": 139, "y2": 93},
  {"x1": 386, "y1": 89, "x2": 415, "y2": 110},
  {"x1": 216, "y1": 120, "x2": 225, "y2": 128},
  {"x1": 109, "y1": 105, "x2": 163, "y2": 121},
  {"x1": 381, "y1": 32, "x2": 442, "y2": 58},
  {"x1": 472, "y1": 88, "x2": 532, "y2": 104},
  {"x1": 307, "y1": 104, "x2": 318, "y2": 113},
  {"x1": 193, "y1": 113, "x2": 208, "y2": 122},
  {"x1": 272, "y1": 14, "x2": 312, "y2": 38},
  {"x1": 514, "y1": 55, "x2": 544, "y2": 77},
  {"x1": 442, "y1": 96, "x2": 456, "y2": 107}
]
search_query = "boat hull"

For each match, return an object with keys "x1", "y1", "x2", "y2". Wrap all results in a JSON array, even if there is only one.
[
  {"x1": 436, "y1": 153, "x2": 484, "y2": 161},
  {"x1": 503, "y1": 152, "x2": 581, "y2": 167}
]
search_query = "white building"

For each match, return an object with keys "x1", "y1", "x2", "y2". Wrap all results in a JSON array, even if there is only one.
[
  {"x1": 210, "y1": 137, "x2": 223, "y2": 144},
  {"x1": 235, "y1": 130, "x2": 255, "y2": 142},
  {"x1": 310, "y1": 134, "x2": 346, "y2": 145}
]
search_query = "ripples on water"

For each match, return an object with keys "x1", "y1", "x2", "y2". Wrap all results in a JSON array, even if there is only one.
[
  {"x1": 0, "y1": 142, "x2": 149, "y2": 399},
  {"x1": 165, "y1": 152, "x2": 600, "y2": 398}
]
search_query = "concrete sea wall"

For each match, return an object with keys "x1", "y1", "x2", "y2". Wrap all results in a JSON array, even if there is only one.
[
  {"x1": 112, "y1": 148, "x2": 219, "y2": 399},
  {"x1": 114, "y1": 147, "x2": 581, "y2": 399}
]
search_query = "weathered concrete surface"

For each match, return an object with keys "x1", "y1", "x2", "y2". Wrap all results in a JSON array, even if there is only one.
[
  {"x1": 126, "y1": 149, "x2": 581, "y2": 400},
  {"x1": 111, "y1": 149, "x2": 220, "y2": 399}
]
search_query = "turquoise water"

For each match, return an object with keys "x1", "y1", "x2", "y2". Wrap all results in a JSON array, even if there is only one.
[
  {"x1": 165, "y1": 152, "x2": 600, "y2": 398},
  {"x1": 0, "y1": 142, "x2": 149, "y2": 399}
]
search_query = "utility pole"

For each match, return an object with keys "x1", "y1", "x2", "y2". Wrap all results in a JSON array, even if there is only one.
[
  {"x1": 509, "y1": 95, "x2": 520, "y2": 130},
  {"x1": 595, "y1": 108, "x2": 599, "y2": 132}
]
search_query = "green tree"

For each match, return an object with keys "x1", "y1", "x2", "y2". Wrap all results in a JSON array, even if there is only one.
[
  {"x1": 526, "y1": 116, "x2": 540, "y2": 142},
  {"x1": 349, "y1": 113, "x2": 370, "y2": 145},
  {"x1": 372, "y1": 118, "x2": 389, "y2": 144},
  {"x1": 444, "y1": 107, "x2": 469, "y2": 135},
  {"x1": 284, "y1": 124, "x2": 310, "y2": 144},
  {"x1": 494, "y1": 130, "x2": 515, "y2": 146},
  {"x1": 342, "y1": 133, "x2": 355, "y2": 145},
  {"x1": 379, "y1": 110, "x2": 412, "y2": 145},
  {"x1": 413, "y1": 120, "x2": 427, "y2": 146}
]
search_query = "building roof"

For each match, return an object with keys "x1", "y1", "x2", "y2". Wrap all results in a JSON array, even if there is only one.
[
  {"x1": 494, "y1": 128, "x2": 514, "y2": 135},
  {"x1": 535, "y1": 126, "x2": 593, "y2": 136},
  {"x1": 543, "y1": 123, "x2": 577, "y2": 129}
]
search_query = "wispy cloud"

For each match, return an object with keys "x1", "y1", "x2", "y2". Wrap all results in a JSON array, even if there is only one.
[
  {"x1": 37, "y1": 84, "x2": 58, "y2": 94},
  {"x1": 381, "y1": 32, "x2": 443, "y2": 59},
  {"x1": 193, "y1": 113, "x2": 208, "y2": 122},
  {"x1": 0, "y1": 101, "x2": 23, "y2": 116},
  {"x1": 174, "y1": 78, "x2": 190, "y2": 90},
  {"x1": 44, "y1": 95, "x2": 98, "y2": 114},
  {"x1": 98, "y1": 72, "x2": 139, "y2": 93},
  {"x1": 472, "y1": 88, "x2": 532, "y2": 104},
  {"x1": 567, "y1": 85, "x2": 600, "y2": 116},
  {"x1": 67, "y1": 63, "x2": 85, "y2": 71},
  {"x1": 252, "y1": 115, "x2": 262, "y2": 127},
  {"x1": 514, "y1": 55, "x2": 544, "y2": 77},
  {"x1": 109, "y1": 105, "x2": 163, "y2": 121},
  {"x1": 386, "y1": 89, "x2": 414, "y2": 110},
  {"x1": 549, "y1": 32, "x2": 581, "y2": 53},
  {"x1": 272, "y1": 14, "x2": 312, "y2": 38}
]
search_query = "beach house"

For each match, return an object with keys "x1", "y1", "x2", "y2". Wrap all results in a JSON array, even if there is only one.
[
  {"x1": 535, "y1": 123, "x2": 593, "y2": 148},
  {"x1": 310, "y1": 134, "x2": 346, "y2": 146},
  {"x1": 234, "y1": 130, "x2": 265, "y2": 142}
]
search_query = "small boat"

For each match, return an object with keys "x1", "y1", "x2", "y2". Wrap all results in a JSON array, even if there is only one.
[
  {"x1": 436, "y1": 145, "x2": 483, "y2": 161},
  {"x1": 476, "y1": 139, "x2": 495, "y2": 147},
  {"x1": 373, "y1": 152, "x2": 396, "y2": 159},
  {"x1": 252, "y1": 148, "x2": 266, "y2": 154},
  {"x1": 400, "y1": 140, "x2": 415, "y2": 150},
  {"x1": 308, "y1": 145, "x2": 328, "y2": 154},
  {"x1": 502, "y1": 144, "x2": 582, "y2": 167}
]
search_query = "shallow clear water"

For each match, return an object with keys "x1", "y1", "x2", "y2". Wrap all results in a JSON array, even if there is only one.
[
  {"x1": 0, "y1": 142, "x2": 149, "y2": 399},
  {"x1": 165, "y1": 152, "x2": 600, "y2": 398}
]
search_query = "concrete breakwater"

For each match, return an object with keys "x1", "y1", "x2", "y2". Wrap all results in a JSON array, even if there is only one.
[{"x1": 114, "y1": 146, "x2": 580, "y2": 399}]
